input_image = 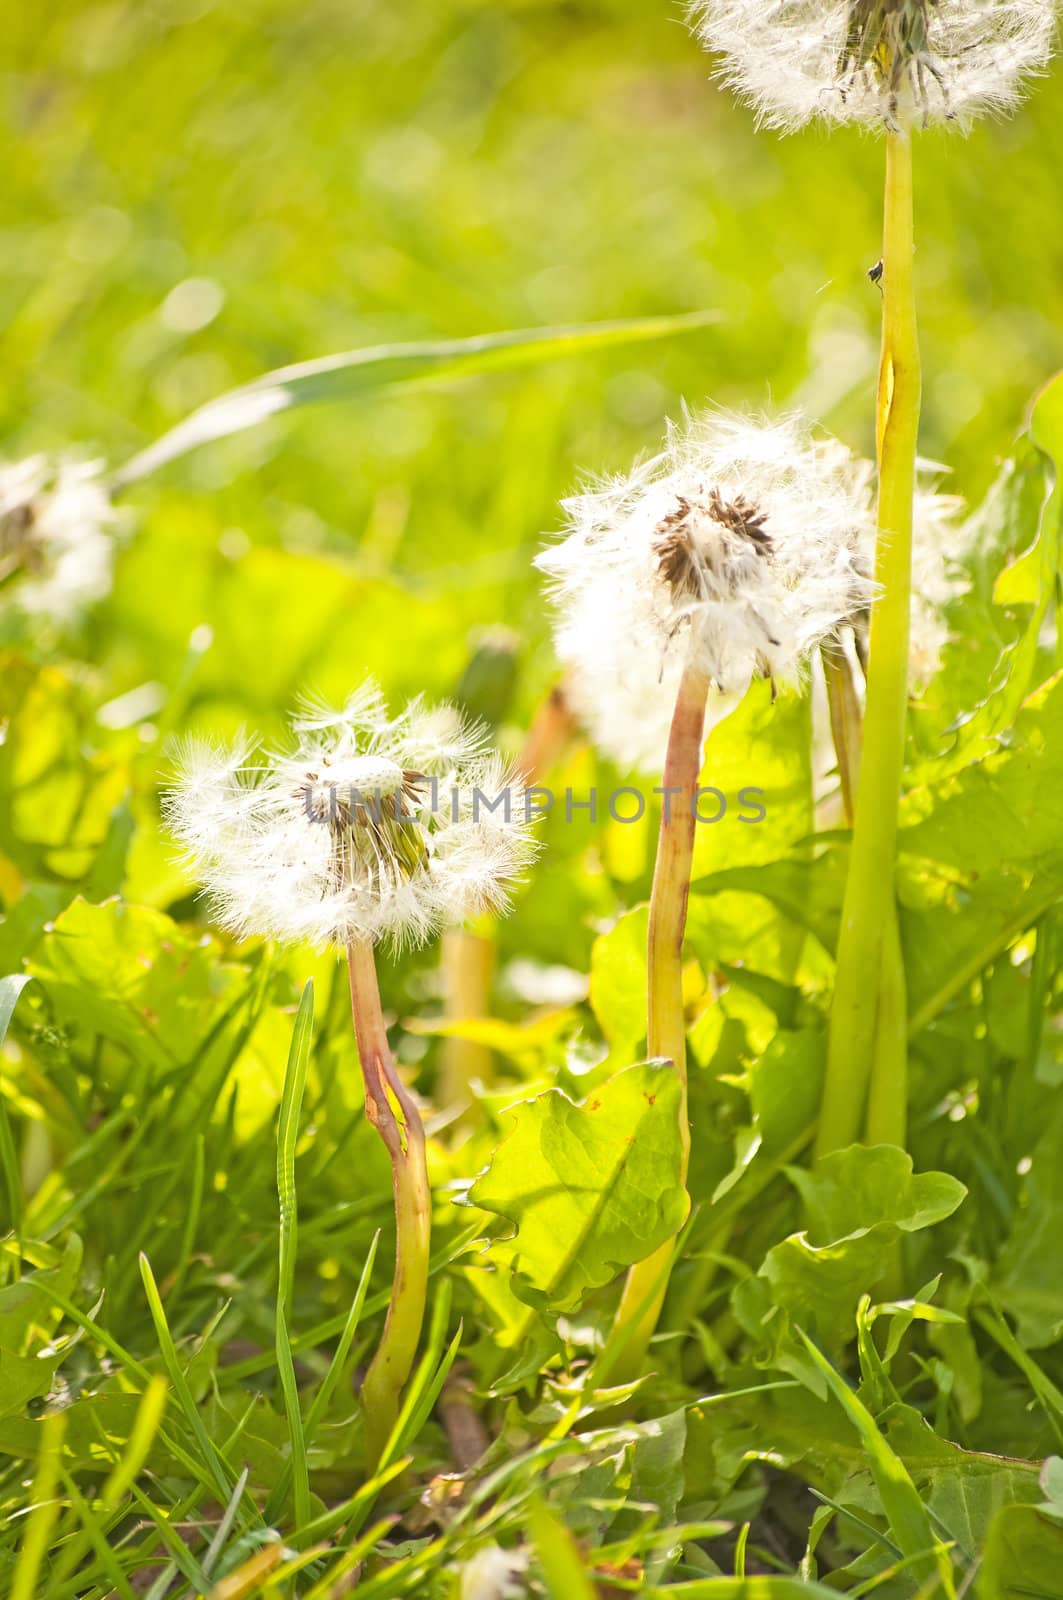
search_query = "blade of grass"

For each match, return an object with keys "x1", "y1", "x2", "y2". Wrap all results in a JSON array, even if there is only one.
[
  {"x1": 203, "y1": 1468, "x2": 250, "y2": 1580},
  {"x1": 111, "y1": 313, "x2": 719, "y2": 488},
  {"x1": 54, "y1": 1468, "x2": 139, "y2": 1600},
  {"x1": 138, "y1": 1252, "x2": 242, "y2": 1514},
  {"x1": 127, "y1": 1482, "x2": 211, "y2": 1592},
  {"x1": 262, "y1": 1229, "x2": 380, "y2": 1525},
  {"x1": 528, "y1": 1496, "x2": 599, "y2": 1600},
  {"x1": 300, "y1": 1517, "x2": 396, "y2": 1600},
  {"x1": 274, "y1": 980, "x2": 314, "y2": 1532},
  {"x1": 0, "y1": 975, "x2": 32, "y2": 1249},
  {"x1": 46, "y1": 1375, "x2": 168, "y2": 1595},
  {"x1": 222, "y1": 1218, "x2": 480, "y2": 1382},
  {"x1": 796, "y1": 1330, "x2": 954, "y2": 1593},
  {"x1": 12, "y1": 1412, "x2": 66, "y2": 1600}
]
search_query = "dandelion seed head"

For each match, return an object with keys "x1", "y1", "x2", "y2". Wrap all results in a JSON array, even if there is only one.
[
  {"x1": 0, "y1": 456, "x2": 121, "y2": 621},
  {"x1": 537, "y1": 409, "x2": 878, "y2": 771},
  {"x1": 166, "y1": 684, "x2": 537, "y2": 951},
  {"x1": 688, "y1": 0, "x2": 1055, "y2": 132}
]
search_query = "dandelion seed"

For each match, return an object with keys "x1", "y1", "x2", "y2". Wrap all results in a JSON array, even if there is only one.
[
  {"x1": 537, "y1": 410, "x2": 879, "y2": 771},
  {"x1": 165, "y1": 681, "x2": 536, "y2": 951},
  {"x1": 0, "y1": 457, "x2": 120, "y2": 622},
  {"x1": 688, "y1": 0, "x2": 1055, "y2": 131}
]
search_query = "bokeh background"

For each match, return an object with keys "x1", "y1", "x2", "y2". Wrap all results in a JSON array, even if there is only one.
[
  {"x1": 6, "y1": 0, "x2": 1063, "y2": 687},
  {"x1": 4, "y1": 0, "x2": 1062, "y2": 975}
]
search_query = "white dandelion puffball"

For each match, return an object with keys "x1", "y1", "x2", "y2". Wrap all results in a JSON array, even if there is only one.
[
  {"x1": 537, "y1": 411, "x2": 878, "y2": 772},
  {"x1": 688, "y1": 0, "x2": 1055, "y2": 131},
  {"x1": 166, "y1": 682, "x2": 538, "y2": 951},
  {"x1": 0, "y1": 457, "x2": 120, "y2": 622}
]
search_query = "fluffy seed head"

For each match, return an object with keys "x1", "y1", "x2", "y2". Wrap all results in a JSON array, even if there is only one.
[
  {"x1": 165, "y1": 682, "x2": 537, "y2": 950},
  {"x1": 0, "y1": 457, "x2": 120, "y2": 621},
  {"x1": 688, "y1": 0, "x2": 1055, "y2": 131},
  {"x1": 537, "y1": 410, "x2": 878, "y2": 771}
]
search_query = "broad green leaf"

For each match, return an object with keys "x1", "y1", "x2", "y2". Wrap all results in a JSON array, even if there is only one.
[
  {"x1": 901, "y1": 671, "x2": 1063, "y2": 1033},
  {"x1": 752, "y1": 1149, "x2": 965, "y2": 1349},
  {"x1": 589, "y1": 906, "x2": 649, "y2": 1053},
  {"x1": 111, "y1": 313, "x2": 719, "y2": 487},
  {"x1": 979, "y1": 1504, "x2": 1063, "y2": 1600},
  {"x1": 994, "y1": 1102, "x2": 1063, "y2": 1348},
  {"x1": 692, "y1": 682, "x2": 813, "y2": 879},
  {"x1": 880, "y1": 1404, "x2": 1041, "y2": 1560},
  {"x1": 27, "y1": 897, "x2": 242, "y2": 1074},
  {"x1": 789, "y1": 1147, "x2": 967, "y2": 1245},
  {"x1": 469, "y1": 1061, "x2": 688, "y2": 1313}
]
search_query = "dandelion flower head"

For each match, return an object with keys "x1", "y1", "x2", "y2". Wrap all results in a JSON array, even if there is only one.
[
  {"x1": 166, "y1": 682, "x2": 537, "y2": 950},
  {"x1": 0, "y1": 457, "x2": 119, "y2": 622},
  {"x1": 537, "y1": 410, "x2": 878, "y2": 771},
  {"x1": 688, "y1": 0, "x2": 1055, "y2": 131}
]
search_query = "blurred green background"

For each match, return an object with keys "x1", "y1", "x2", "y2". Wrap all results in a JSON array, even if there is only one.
[{"x1": 4, "y1": 0, "x2": 1062, "y2": 719}]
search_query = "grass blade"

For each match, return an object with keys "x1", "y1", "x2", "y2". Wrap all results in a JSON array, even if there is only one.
[
  {"x1": 528, "y1": 1496, "x2": 599, "y2": 1600},
  {"x1": 274, "y1": 980, "x2": 315, "y2": 1532},
  {"x1": 111, "y1": 313, "x2": 719, "y2": 488},
  {"x1": 263, "y1": 1229, "x2": 380, "y2": 1525},
  {"x1": 796, "y1": 1330, "x2": 954, "y2": 1593},
  {"x1": 46, "y1": 1374, "x2": 168, "y2": 1594},
  {"x1": 138, "y1": 1252, "x2": 241, "y2": 1515},
  {"x1": 12, "y1": 1412, "x2": 66, "y2": 1600},
  {"x1": 0, "y1": 975, "x2": 33, "y2": 1242}
]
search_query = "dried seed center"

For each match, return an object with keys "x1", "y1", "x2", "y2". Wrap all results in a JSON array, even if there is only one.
[
  {"x1": 654, "y1": 487, "x2": 772, "y2": 601},
  {"x1": 299, "y1": 755, "x2": 430, "y2": 892}
]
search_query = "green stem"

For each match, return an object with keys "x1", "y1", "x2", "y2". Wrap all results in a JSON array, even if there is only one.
[
  {"x1": 597, "y1": 661, "x2": 710, "y2": 1384},
  {"x1": 818, "y1": 129, "x2": 921, "y2": 1160},
  {"x1": 347, "y1": 935, "x2": 431, "y2": 1467},
  {"x1": 821, "y1": 644, "x2": 909, "y2": 1153},
  {"x1": 821, "y1": 643, "x2": 864, "y2": 828}
]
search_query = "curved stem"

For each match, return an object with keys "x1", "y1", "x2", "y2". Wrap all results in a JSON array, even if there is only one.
[
  {"x1": 347, "y1": 935, "x2": 431, "y2": 1467},
  {"x1": 818, "y1": 130, "x2": 920, "y2": 1159},
  {"x1": 597, "y1": 661, "x2": 709, "y2": 1384}
]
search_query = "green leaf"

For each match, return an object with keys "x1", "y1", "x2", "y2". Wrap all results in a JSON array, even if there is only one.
[
  {"x1": 469, "y1": 1061, "x2": 689, "y2": 1313},
  {"x1": 27, "y1": 897, "x2": 242, "y2": 1074},
  {"x1": 789, "y1": 1147, "x2": 967, "y2": 1245},
  {"x1": 111, "y1": 313, "x2": 719, "y2": 487},
  {"x1": 993, "y1": 1102, "x2": 1063, "y2": 1349},
  {"x1": 751, "y1": 1149, "x2": 965, "y2": 1349},
  {"x1": 980, "y1": 1504, "x2": 1063, "y2": 1600},
  {"x1": 589, "y1": 906, "x2": 649, "y2": 1053}
]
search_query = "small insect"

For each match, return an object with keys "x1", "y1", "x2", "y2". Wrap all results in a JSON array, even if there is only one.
[{"x1": 868, "y1": 258, "x2": 884, "y2": 289}]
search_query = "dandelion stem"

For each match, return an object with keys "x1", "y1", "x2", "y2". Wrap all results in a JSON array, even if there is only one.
[
  {"x1": 818, "y1": 129, "x2": 920, "y2": 1158},
  {"x1": 347, "y1": 934, "x2": 431, "y2": 1466},
  {"x1": 820, "y1": 643, "x2": 909, "y2": 1153},
  {"x1": 598, "y1": 661, "x2": 708, "y2": 1383},
  {"x1": 822, "y1": 643, "x2": 863, "y2": 828}
]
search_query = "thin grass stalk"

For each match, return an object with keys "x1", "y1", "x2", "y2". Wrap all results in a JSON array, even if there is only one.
[
  {"x1": 818, "y1": 129, "x2": 921, "y2": 1158},
  {"x1": 347, "y1": 934, "x2": 431, "y2": 1467},
  {"x1": 597, "y1": 661, "x2": 710, "y2": 1382}
]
